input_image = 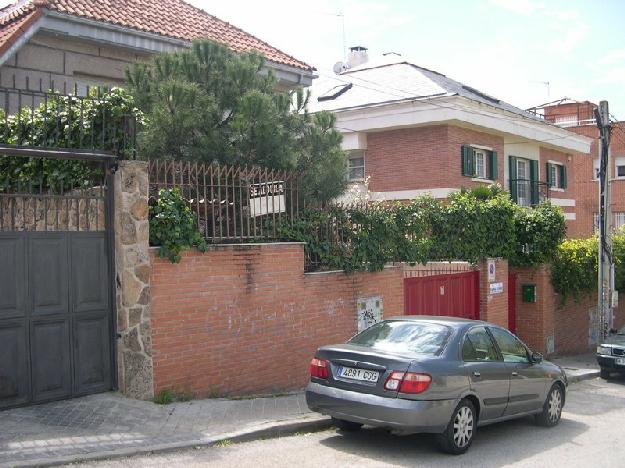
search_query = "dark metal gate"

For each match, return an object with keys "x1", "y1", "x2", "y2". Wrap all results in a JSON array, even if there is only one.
[{"x1": 0, "y1": 147, "x2": 116, "y2": 409}]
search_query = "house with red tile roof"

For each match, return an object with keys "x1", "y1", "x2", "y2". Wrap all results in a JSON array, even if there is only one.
[{"x1": 0, "y1": 0, "x2": 314, "y2": 94}]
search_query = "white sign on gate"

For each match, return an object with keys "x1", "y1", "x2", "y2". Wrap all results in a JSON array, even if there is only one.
[{"x1": 249, "y1": 181, "x2": 285, "y2": 217}]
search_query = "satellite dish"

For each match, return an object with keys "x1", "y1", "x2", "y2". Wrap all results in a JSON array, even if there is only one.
[{"x1": 333, "y1": 61, "x2": 348, "y2": 74}]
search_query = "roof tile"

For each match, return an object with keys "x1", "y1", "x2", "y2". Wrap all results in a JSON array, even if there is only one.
[{"x1": 0, "y1": 0, "x2": 312, "y2": 71}]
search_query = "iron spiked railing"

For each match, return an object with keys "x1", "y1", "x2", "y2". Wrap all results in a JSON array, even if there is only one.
[{"x1": 148, "y1": 160, "x2": 301, "y2": 243}]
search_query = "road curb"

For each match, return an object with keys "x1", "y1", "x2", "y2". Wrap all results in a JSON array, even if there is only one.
[
  {"x1": 4, "y1": 415, "x2": 332, "y2": 468},
  {"x1": 566, "y1": 370, "x2": 600, "y2": 383}
]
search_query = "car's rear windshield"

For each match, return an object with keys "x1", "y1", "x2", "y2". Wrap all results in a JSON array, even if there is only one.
[{"x1": 349, "y1": 321, "x2": 451, "y2": 355}]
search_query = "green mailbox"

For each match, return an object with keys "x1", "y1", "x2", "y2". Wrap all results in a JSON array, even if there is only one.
[{"x1": 522, "y1": 284, "x2": 536, "y2": 303}]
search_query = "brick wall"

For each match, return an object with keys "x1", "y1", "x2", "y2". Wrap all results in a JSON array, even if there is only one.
[
  {"x1": 365, "y1": 125, "x2": 505, "y2": 193},
  {"x1": 554, "y1": 292, "x2": 625, "y2": 355},
  {"x1": 479, "y1": 258, "x2": 509, "y2": 328},
  {"x1": 539, "y1": 146, "x2": 578, "y2": 233},
  {"x1": 149, "y1": 243, "x2": 404, "y2": 397},
  {"x1": 511, "y1": 264, "x2": 625, "y2": 355},
  {"x1": 558, "y1": 121, "x2": 625, "y2": 238},
  {"x1": 511, "y1": 265, "x2": 555, "y2": 354}
]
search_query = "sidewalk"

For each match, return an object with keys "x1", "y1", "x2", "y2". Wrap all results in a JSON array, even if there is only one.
[
  {"x1": 550, "y1": 353, "x2": 600, "y2": 383},
  {"x1": 0, "y1": 353, "x2": 600, "y2": 467},
  {"x1": 0, "y1": 392, "x2": 328, "y2": 468}
]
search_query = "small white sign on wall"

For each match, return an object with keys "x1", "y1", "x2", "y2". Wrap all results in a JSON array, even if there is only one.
[
  {"x1": 357, "y1": 296, "x2": 383, "y2": 333},
  {"x1": 489, "y1": 282, "x2": 504, "y2": 294},
  {"x1": 487, "y1": 259, "x2": 496, "y2": 282}
]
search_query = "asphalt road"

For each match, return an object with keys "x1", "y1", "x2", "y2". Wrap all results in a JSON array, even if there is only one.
[{"x1": 74, "y1": 377, "x2": 625, "y2": 468}]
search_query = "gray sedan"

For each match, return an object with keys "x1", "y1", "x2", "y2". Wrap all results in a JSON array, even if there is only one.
[{"x1": 306, "y1": 316, "x2": 567, "y2": 455}]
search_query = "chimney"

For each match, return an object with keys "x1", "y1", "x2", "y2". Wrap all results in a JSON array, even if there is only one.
[{"x1": 347, "y1": 46, "x2": 368, "y2": 68}]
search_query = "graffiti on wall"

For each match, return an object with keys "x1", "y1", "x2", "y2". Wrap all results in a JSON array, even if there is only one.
[{"x1": 357, "y1": 296, "x2": 383, "y2": 333}]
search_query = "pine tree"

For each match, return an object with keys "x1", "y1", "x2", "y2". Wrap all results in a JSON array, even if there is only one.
[{"x1": 126, "y1": 40, "x2": 347, "y2": 203}]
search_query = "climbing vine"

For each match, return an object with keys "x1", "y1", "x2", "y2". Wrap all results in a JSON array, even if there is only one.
[{"x1": 149, "y1": 188, "x2": 207, "y2": 263}]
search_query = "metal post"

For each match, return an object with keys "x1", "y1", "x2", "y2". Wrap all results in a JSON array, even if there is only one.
[{"x1": 596, "y1": 100, "x2": 613, "y2": 339}]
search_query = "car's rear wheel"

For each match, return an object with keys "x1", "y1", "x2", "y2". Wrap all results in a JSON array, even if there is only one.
[
  {"x1": 535, "y1": 384, "x2": 563, "y2": 427},
  {"x1": 331, "y1": 417, "x2": 362, "y2": 432},
  {"x1": 600, "y1": 368, "x2": 611, "y2": 380},
  {"x1": 436, "y1": 399, "x2": 476, "y2": 455}
]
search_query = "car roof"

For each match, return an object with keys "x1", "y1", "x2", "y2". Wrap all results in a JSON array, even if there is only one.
[{"x1": 385, "y1": 315, "x2": 488, "y2": 327}]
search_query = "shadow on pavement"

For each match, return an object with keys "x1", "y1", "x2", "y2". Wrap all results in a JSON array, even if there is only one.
[{"x1": 319, "y1": 415, "x2": 589, "y2": 468}]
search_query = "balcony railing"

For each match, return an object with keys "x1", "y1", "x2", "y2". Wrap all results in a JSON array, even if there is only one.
[{"x1": 509, "y1": 179, "x2": 550, "y2": 206}]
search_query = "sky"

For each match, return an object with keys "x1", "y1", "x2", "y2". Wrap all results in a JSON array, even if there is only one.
[
  {"x1": 1, "y1": 0, "x2": 623, "y2": 116},
  {"x1": 186, "y1": 0, "x2": 625, "y2": 118}
]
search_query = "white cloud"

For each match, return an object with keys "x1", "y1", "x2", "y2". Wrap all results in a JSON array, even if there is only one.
[
  {"x1": 548, "y1": 23, "x2": 590, "y2": 55},
  {"x1": 489, "y1": 0, "x2": 544, "y2": 15},
  {"x1": 598, "y1": 49, "x2": 625, "y2": 66}
]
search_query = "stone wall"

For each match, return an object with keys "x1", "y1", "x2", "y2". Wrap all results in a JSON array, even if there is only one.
[
  {"x1": 1, "y1": 30, "x2": 151, "y2": 93},
  {"x1": 114, "y1": 161, "x2": 153, "y2": 399}
]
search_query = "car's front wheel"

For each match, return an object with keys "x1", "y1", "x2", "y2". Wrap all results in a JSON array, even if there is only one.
[
  {"x1": 535, "y1": 384, "x2": 563, "y2": 427},
  {"x1": 331, "y1": 417, "x2": 362, "y2": 432},
  {"x1": 436, "y1": 399, "x2": 476, "y2": 455},
  {"x1": 600, "y1": 368, "x2": 611, "y2": 380}
]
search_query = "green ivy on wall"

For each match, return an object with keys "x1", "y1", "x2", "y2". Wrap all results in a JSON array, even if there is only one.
[
  {"x1": 551, "y1": 232, "x2": 625, "y2": 300},
  {"x1": 149, "y1": 188, "x2": 207, "y2": 263},
  {"x1": 276, "y1": 186, "x2": 566, "y2": 273}
]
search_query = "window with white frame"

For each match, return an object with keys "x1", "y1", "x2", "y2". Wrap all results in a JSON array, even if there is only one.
[
  {"x1": 615, "y1": 157, "x2": 625, "y2": 179},
  {"x1": 474, "y1": 149, "x2": 486, "y2": 179},
  {"x1": 347, "y1": 151, "x2": 365, "y2": 181},
  {"x1": 461, "y1": 145, "x2": 497, "y2": 180},
  {"x1": 546, "y1": 162, "x2": 567, "y2": 189}
]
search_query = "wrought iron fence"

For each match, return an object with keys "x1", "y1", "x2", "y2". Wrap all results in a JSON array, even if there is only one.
[
  {"x1": 509, "y1": 179, "x2": 550, "y2": 207},
  {"x1": 0, "y1": 78, "x2": 137, "y2": 157},
  {"x1": 148, "y1": 160, "x2": 301, "y2": 242}
]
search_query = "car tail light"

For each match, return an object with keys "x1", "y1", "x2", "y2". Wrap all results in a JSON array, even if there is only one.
[
  {"x1": 384, "y1": 371, "x2": 431, "y2": 394},
  {"x1": 310, "y1": 358, "x2": 329, "y2": 379}
]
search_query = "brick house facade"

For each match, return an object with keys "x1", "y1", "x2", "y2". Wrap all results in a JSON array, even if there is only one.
[
  {"x1": 533, "y1": 99, "x2": 625, "y2": 238},
  {"x1": 310, "y1": 52, "x2": 591, "y2": 232}
]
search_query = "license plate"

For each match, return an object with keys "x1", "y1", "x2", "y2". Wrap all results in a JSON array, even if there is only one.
[
  {"x1": 337, "y1": 366, "x2": 379, "y2": 383},
  {"x1": 616, "y1": 358, "x2": 625, "y2": 366}
]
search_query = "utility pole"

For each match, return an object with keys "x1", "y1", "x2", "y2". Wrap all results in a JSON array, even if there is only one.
[{"x1": 596, "y1": 100, "x2": 613, "y2": 339}]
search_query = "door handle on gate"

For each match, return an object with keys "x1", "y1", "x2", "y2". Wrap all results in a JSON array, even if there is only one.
[
  {"x1": 511, "y1": 371, "x2": 519, "y2": 377},
  {"x1": 472, "y1": 371, "x2": 481, "y2": 377}
]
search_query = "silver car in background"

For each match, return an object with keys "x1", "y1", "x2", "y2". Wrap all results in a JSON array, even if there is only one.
[{"x1": 306, "y1": 316, "x2": 567, "y2": 454}]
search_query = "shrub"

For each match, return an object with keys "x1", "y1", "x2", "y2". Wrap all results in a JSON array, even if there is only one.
[{"x1": 149, "y1": 188, "x2": 207, "y2": 262}]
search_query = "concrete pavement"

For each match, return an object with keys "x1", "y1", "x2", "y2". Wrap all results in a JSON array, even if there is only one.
[
  {"x1": 76, "y1": 377, "x2": 625, "y2": 468},
  {"x1": 0, "y1": 352, "x2": 602, "y2": 467}
]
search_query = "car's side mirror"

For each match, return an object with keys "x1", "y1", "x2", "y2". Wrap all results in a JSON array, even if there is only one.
[{"x1": 531, "y1": 352, "x2": 543, "y2": 363}]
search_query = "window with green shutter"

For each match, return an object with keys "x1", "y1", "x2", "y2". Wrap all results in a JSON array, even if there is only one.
[
  {"x1": 488, "y1": 151, "x2": 498, "y2": 180},
  {"x1": 461, "y1": 146, "x2": 497, "y2": 180},
  {"x1": 545, "y1": 162, "x2": 567, "y2": 189},
  {"x1": 559, "y1": 164, "x2": 567, "y2": 189},
  {"x1": 461, "y1": 145, "x2": 475, "y2": 176}
]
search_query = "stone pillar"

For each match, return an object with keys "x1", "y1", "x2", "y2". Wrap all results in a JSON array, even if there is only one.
[
  {"x1": 479, "y1": 258, "x2": 509, "y2": 328},
  {"x1": 114, "y1": 160, "x2": 154, "y2": 400}
]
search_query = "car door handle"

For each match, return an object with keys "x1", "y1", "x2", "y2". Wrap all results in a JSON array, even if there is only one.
[
  {"x1": 472, "y1": 371, "x2": 481, "y2": 377},
  {"x1": 511, "y1": 371, "x2": 519, "y2": 377}
]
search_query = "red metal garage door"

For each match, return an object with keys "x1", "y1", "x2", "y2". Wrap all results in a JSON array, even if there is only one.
[{"x1": 404, "y1": 271, "x2": 480, "y2": 319}]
